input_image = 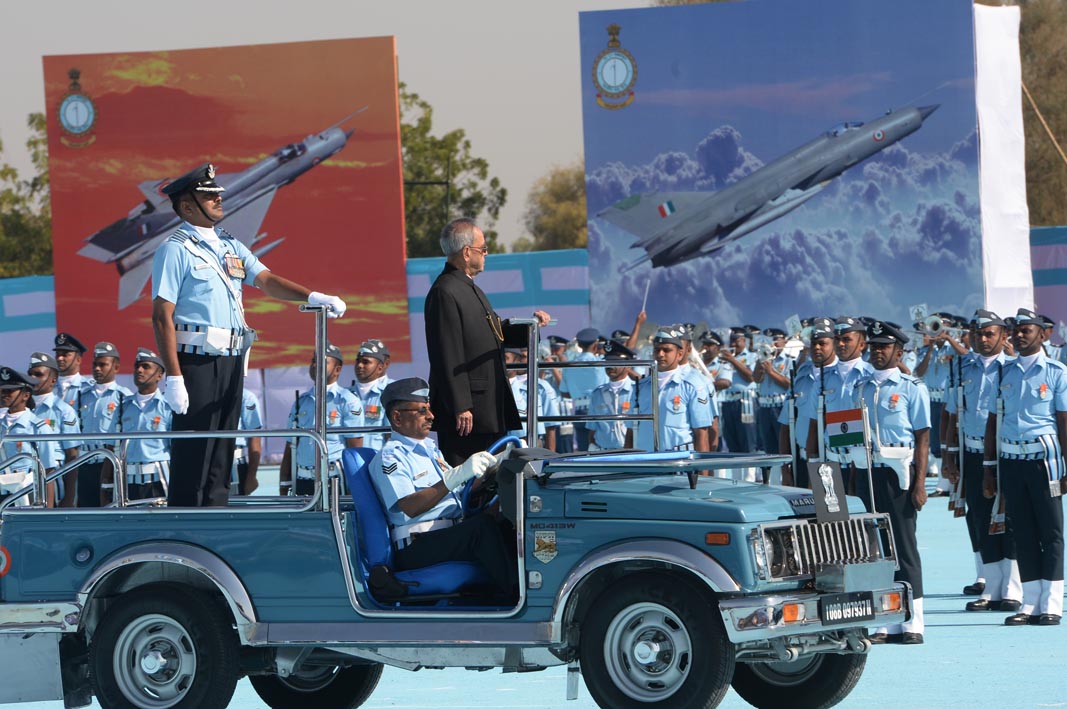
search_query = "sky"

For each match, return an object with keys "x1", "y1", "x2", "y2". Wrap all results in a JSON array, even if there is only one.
[{"x1": 0, "y1": 0, "x2": 644, "y2": 251}]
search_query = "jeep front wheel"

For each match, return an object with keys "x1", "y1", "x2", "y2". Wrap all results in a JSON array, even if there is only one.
[
  {"x1": 730, "y1": 653, "x2": 866, "y2": 709},
  {"x1": 579, "y1": 574, "x2": 735, "y2": 708},
  {"x1": 250, "y1": 663, "x2": 383, "y2": 708}
]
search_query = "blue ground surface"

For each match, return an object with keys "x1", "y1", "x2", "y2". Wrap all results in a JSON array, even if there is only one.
[{"x1": 20, "y1": 475, "x2": 1067, "y2": 708}]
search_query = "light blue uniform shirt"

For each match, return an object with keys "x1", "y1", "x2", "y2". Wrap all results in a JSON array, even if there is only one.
[
  {"x1": 706, "y1": 357, "x2": 733, "y2": 404},
  {"x1": 757, "y1": 353, "x2": 792, "y2": 398},
  {"x1": 1, "y1": 410, "x2": 59, "y2": 473},
  {"x1": 945, "y1": 352, "x2": 1008, "y2": 441},
  {"x1": 901, "y1": 349, "x2": 919, "y2": 373},
  {"x1": 680, "y1": 364, "x2": 720, "y2": 420},
  {"x1": 509, "y1": 375, "x2": 559, "y2": 438},
  {"x1": 120, "y1": 392, "x2": 173, "y2": 463},
  {"x1": 778, "y1": 359, "x2": 827, "y2": 448},
  {"x1": 918, "y1": 344, "x2": 954, "y2": 393},
  {"x1": 56, "y1": 373, "x2": 87, "y2": 412},
  {"x1": 997, "y1": 353, "x2": 1067, "y2": 440},
  {"x1": 152, "y1": 222, "x2": 267, "y2": 333},
  {"x1": 235, "y1": 389, "x2": 264, "y2": 449},
  {"x1": 33, "y1": 392, "x2": 80, "y2": 458},
  {"x1": 560, "y1": 351, "x2": 609, "y2": 409},
  {"x1": 78, "y1": 381, "x2": 133, "y2": 449},
  {"x1": 289, "y1": 384, "x2": 364, "y2": 470},
  {"x1": 728, "y1": 350, "x2": 758, "y2": 394},
  {"x1": 633, "y1": 370, "x2": 713, "y2": 451},
  {"x1": 349, "y1": 375, "x2": 391, "y2": 451},
  {"x1": 821, "y1": 358, "x2": 873, "y2": 451},
  {"x1": 589, "y1": 379, "x2": 636, "y2": 450},
  {"x1": 370, "y1": 433, "x2": 462, "y2": 529},
  {"x1": 853, "y1": 369, "x2": 932, "y2": 446}
]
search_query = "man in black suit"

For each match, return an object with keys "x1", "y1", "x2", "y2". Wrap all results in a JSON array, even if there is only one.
[{"x1": 425, "y1": 218, "x2": 550, "y2": 465}]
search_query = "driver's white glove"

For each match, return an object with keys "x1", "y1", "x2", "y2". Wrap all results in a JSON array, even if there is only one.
[
  {"x1": 442, "y1": 451, "x2": 495, "y2": 491},
  {"x1": 308, "y1": 291, "x2": 347, "y2": 319},
  {"x1": 164, "y1": 376, "x2": 189, "y2": 415}
]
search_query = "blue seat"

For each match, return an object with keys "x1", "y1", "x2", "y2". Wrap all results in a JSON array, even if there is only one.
[{"x1": 341, "y1": 447, "x2": 490, "y2": 598}]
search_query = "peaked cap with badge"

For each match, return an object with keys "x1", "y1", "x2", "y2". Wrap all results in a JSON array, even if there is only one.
[
  {"x1": 135, "y1": 348, "x2": 166, "y2": 370},
  {"x1": 381, "y1": 377, "x2": 431, "y2": 412},
  {"x1": 357, "y1": 339, "x2": 390, "y2": 363},
  {"x1": 53, "y1": 332, "x2": 87, "y2": 354},
  {"x1": 94, "y1": 342, "x2": 119, "y2": 359},
  {"x1": 0, "y1": 366, "x2": 35, "y2": 390},
  {"x1": 866, "y1": 320, "x2": 908, "y2": 346},
  {"x1": 28, "y1": 352, "x2": 59, "y2": 372},
  {"x1": 161, "y1": 163, "x2": 225, "y2": 202}
]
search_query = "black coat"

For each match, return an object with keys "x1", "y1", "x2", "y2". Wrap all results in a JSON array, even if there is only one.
[{"x1": 424, "y1": 263, "x2": 526, "y2": 434}]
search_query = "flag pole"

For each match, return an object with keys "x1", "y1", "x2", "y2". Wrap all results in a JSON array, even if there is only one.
[{"x1": 859, "y1": 398, "x2": 878, "y2": 514}]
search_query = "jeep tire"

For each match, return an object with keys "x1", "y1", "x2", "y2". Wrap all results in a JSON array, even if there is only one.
[
  {"x1": 579, "y1": 573, "x2": 734, "y2": 708},
  {"x1": 730, "y1": 652, "x2": 866, "y2": 709},
  {"x1": 250, "y1": 663, "x2": 383, "y2": 708}
]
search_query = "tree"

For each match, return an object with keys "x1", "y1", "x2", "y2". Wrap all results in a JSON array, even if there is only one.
[
  {"x1": 512, "y1": 160, "x2": 587, "y2": 252},
  {"x1": 0, "y1": 112, "x2": 51, "y2": 277},
  {"x1": 400, "y1": 83, "x2": 508, "y2": 257}
]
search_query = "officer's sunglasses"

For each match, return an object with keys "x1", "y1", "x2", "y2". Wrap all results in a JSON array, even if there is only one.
[{"x1": 395, "y1": 405, "x2": 432, "y2": 416}]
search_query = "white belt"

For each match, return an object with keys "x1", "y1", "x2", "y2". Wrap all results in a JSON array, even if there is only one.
[
  {"x1": 929, "y1": 388, "x2": 945, "y2": 402},
  {"x1": 392, "y1": 517, "x2": 456, "y2": 549},
  {"x1": 297, "y1": 463, "x2": 341, "y2": 479},
  {"x1": 721, "y1": 393, "x2": 743, "y2": 402},
  {"x1": 1000, "y1": 439, "x2": 1045, "y2": 457},
  {"x1": 573, "y1": 396, "x2": 591, "y2": 411},
  {"x1": 850, "y1": 444, "x2": 915, "y2": 490},
  {"x1": 759, "y1": 394, "x2": 786, "y2": 406},
  {"x1": 0, "y1": 471, "x2": 31, "y2": 494},
  {"x1": 964, "y1": 435, "x2": 985, "y2": 454},
  {"x1": 174, "y1": 325, "x2": 253, "y2": 355},
  {"x1": 234, "y1": 446, "x2": 247, "y2": 463},
  {"x1": 126, "y1": 461, "x2": 169, "y2": 483}
]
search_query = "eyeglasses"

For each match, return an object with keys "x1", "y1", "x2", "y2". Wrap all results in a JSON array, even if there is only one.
[
  {"x1": 395, "y1": 405, "x2": 432, "y2": 415},
  {"x1": 466, "y1": 244, "x2": 489, "y2": 254}
]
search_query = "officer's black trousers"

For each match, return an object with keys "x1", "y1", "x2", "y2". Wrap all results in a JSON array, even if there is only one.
[
  {"x1": 168, "y1": 353, "x2": 242, "y2": 507},
  {"x1": 962, "y1": 451, "x2": 1015, "y2": 564},
  {"x1": 1001, "y1": 458, "x2": 1064, "y2": 584},
  {"x1": 855, "y1": 465, "x2": 924, "y2": 598},
  {"x1": 76, "y1": 461, "x2": 104, "y2": 508},
  {"x1": 756, "y1": 405, "x2": 781, "y2": 453},
  {"x1": 721, "y1": 401, "x2": 751, "y2": 453},
  {"x1": 929, "y1": 401, "x2": 944, "y2": 452},
  {"x1": 395, "y1": 514, "x2": 515, "y2": 592},
  {"x1": 437, "y1": 430, "x2": 501, "y2": 468}
]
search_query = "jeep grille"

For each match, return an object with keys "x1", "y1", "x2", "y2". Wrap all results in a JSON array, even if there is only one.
[{"x1": 750, "y1": 513, "x2": 897, "y2": 581}]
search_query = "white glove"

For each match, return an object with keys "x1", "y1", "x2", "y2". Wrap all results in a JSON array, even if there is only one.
[
  {"x1": 442, "y1": 450, "x2": 496, "y2": 491},
  {"x1": 308, "y1": 291, "x2": 347, "y2": 319},
  {"x1": 164, "y1": 376, "x2": 189, "y2": 415}
]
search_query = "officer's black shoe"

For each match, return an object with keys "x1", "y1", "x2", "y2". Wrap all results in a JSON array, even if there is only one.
[
  {"x1": 965, "y1": 599, "x2": 992, "y2": 611},
  {"x1": 900, "y1": 632, "x2": 924, "y2": 645},
  {"x1": 883, "y1": 633, "x2": 904, "y2": 644},
  {"x1": 1004, "y1": 613, "x2": 1033, "y2": 626},
  {"x1": 998, "y1": 599, "x2": 1022, "y2": 613},
  {"x1": 1034, "y1": 614, "x2": 1061, "y2": 626},
  {"x1": 962, "y1": 581, "x2": 985, "y2": 595},
  {"x1": 867, "y1": 632, "x2": 888, "y2": 645}
]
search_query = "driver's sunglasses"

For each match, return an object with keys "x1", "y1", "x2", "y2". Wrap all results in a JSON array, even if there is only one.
[{"x1": 396, "y1": 405, "x2": 432, "y2": 416}]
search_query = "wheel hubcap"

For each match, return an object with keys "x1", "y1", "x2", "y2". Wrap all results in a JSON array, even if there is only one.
[
  {"x1": 604, "y1": 602, "x2": 693, "y2": 702},
  {"x1": 113, "y1": 614, "x2": 197, "y2": 708},
  {"x1": 750, "y1": 654, "x2": 822, "y2": 686}
]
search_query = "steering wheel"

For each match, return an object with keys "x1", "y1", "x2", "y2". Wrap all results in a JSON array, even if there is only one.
[{"x1": 461, "y1": 435, "x2": 523, "y2": 515}]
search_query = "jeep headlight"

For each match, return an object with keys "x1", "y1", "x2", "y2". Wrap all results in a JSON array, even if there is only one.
[{"x1": 753, "y1": 527, "x2": 801, "y2": 580}]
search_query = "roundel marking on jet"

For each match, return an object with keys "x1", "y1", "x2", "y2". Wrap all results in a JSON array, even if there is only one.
[{"x1": 873, "y1": 130, "x2": 885, "y2": 142}]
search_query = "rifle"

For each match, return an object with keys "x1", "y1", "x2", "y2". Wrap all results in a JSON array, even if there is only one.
[
  {"x1": 787, "y1": 359, "x2": 798, "y2": 483},
  {"x1": 948, "y1": 356, "x2": 961, "y2": 513},
  {"x1": 815, "y1": 363, "x2": 826, "y2": 462},
  {"x1": 953, "y1": 355, "x2": 967, "y2": 518},
  {"x1": 990, "y1": 363, "x2": 1006, "y2": 535}
]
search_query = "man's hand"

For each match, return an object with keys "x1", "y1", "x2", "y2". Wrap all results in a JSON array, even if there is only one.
[
  {"x1": 442, "y1": 451, "x2": 496, "y2": 491},
  {"x1": 983, "y1": 469, "x2": 997, "y2": 498},
  {"x1": 308, "y1": 291, "x2": 347, "y2": 319},
  {"x1": 911, "y1": 485, "x2": 927, "y2": 511},
  {"x1": 1060, "y1": 477, "x2": 1067, "y2": 495},
  {"x1": 456, "y1": 410, "x2": 473, "y2": 437},
  {"x1": 635, "y1": 310, "x2": 647, "y2": 328},
  {"x1": 942, "y1": 454, "x2": 959, "y2": 484},
  {"x1": 164, "y1": 376, "x2": 189, "y2": 414},
  {"x1": 532, "y1": 310, "x2": 551, "y2": 327}
]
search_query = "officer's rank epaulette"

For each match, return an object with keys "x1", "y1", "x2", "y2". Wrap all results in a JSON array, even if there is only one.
[
  {"x1": 32, "y1": 420, "x2": 48, "y2": 432},
  {"x1": 167, "y1": 231, "x2": 192, "y2": 245},
  {"x1": 64, "y1": 418, "x2": 77, "y2": 427}
]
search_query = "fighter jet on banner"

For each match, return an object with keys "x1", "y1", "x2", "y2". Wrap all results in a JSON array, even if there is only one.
[
  {"x1": 599, "y1": 105, "x2": 938, "y2": 273},
  {"x1": 77, "y1": 110, "x2": 365, "y2": 309}
]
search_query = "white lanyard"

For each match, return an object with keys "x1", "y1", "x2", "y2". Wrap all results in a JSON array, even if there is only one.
[{"x1": 180, "y1": 233, "x2": 248, "y2": 331}]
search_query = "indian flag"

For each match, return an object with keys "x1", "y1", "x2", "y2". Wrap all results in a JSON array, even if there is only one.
[
  {"x1": 657, "y1": 200, "x2": 676, "y2": 218},
  {"x1": 826, "y1": 408, "x2": 864, "y2": 447}
]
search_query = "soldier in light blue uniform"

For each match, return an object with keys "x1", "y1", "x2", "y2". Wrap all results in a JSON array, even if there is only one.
[
  {"x1": 778, "y1": 318, "x2": 837, "y2": 487},
  {"x1": 27, "y1": 352, "x2": 80, "y2": 506},
  {"x1": 984, "y1": 309, "x2": 1067, "y2": 626},
  {"x1": 820, "y1": 317, "x2": 873, "y2": 465},
  {"x1": 52, "y1": 333, "x2": 88, "y2": 411},
  {"x1": 676, "y1": 325, "x2": 720, "y2": 451},
  {"x1": 632, "y1": 328, "x2": 712, "y2": 452},
  {"x1": 943, "y1": 309, "x2": 1021, "y2": 611},
  {"x1": 914, "y1": 314, "x2": 968, "y2": 493},
  {"x1": 120, "y1": 349, "x2": 174, "y2": 501},
  {"x1": 0, "y1": 367, "x2": 60, "y2": 506},
  {"x1": 588, "y1": 342, "x2": 637, "y2": 451},
  {"x1": 543, "y1": 335, "x2": 574, "y2": 453},
  {"x1": 560, "y1": 328, "x2": 608, "y2": 451},
  {"x1": 78, "y1": 342, "x2": 133, "y2": 507},
  {"x1": 719, "y1": 328, "x2": 757, "y2": 453},
  {"x1": 505, "y1": 348, "x2": 559, "y2": 450},
  {"x1": 280, "y1": 343, "x2": 364, "y2": 496},
  {"x1": 849, "y1": 320, "x2": 930, "y2": 644},
  {"x1": 231, "y1": 389, "x2": 264, "y2": 495},
  {"x1": 699, "y1": 330, "x2": 734, "y2": 451},
  {"x1": 349, "y1": 340, "x2": 392, "y2": 452},
  {"x1": 753, "y1": 328, "x2": 792, "y2": 456},
  {"x1": 369, "y1": 377, "x2": 512, "y2": 593}
]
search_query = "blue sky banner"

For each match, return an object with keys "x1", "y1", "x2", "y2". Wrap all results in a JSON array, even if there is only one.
[{"x1": 579, "y1": 0, "x2": 980, "y2": 331}]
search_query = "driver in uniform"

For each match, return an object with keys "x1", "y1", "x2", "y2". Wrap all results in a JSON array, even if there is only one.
[{"x1": 369, "y1": 378, "x2": 514, "y2": 594}]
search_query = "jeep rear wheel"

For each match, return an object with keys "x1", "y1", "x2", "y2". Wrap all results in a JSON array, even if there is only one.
[
  {"x1": 579, "y1": 574, "x2": 734, "y2": 708},
  {"x1": 730, "y1": 653, "x2": 866, "y2": 709},
  {"x1": 250, "y1": 663, "x2": 383, "y2": 708}
]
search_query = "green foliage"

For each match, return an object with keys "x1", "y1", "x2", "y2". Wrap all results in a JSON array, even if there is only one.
[
  {"x1": 0, "y1": 113, "x2": 52, "y2": 277},
  {"x1": 400, "y1": 83, "x2": 507, "y2": 257},
  {"x1": 512, "y1": 160, "x2": 587, "y2": 252}
]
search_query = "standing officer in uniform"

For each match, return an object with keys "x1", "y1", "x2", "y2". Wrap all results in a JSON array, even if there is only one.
[
  {"x1": 231, "y1": 388, "x2": 264, "y2": 496},
  {"x1": 943, "y1": 310, "x2": 1021, "y2": 612},
  {"x1": 819, "y1": 317, "x2": 873, "y2": 468},
  {"x1": 120, "y1": 349, "x2": 174, "y2": 501},
  {"x1": 505, "y1": 346, "x2": 559, "y2": 450},
  {"x1": 27, "y1": 352, "x2": 80, "y2": 506},
  {"x1": 280, "y1": 343, "x2": 364, "y2": 496},
  {"x1": 719, "y1": 328, "x2": 757, "y2": 454},
  {"x1": 369, "y1": 378, "x2": 513, "y2": 594},
  {"x1": 780, "y1": 318, "x2": 837, "y2": 488},
  {"x1": 0, "y1": 367, "x2": 60, "y2": 506},
  {"x1": 753, "y1": 328, "x2": 791, "y2": 456},
  {"x1": 152, "y1": 163, "x2": 346, "y2": 507},
  {"x1": 985, "y1": 309, "x2": 1067, "y2": 626},
  {"x1": 53, "y1": 333, "x2": 88, "y2": 408},
  {"x1": 424, "y1": 217, "x2": 549, "y2": 465},
  {"x1": 350, "y1": 340, "x2": 392, "y2": 452},
  {"x1": 588, "y1": 342, "x2": 636, "y2": 451},
  {"x1": 915, "y1": 314, "x2": 966, "y2": 496},
  {"x1": 78, "y1": 342, "x2": 132, "y2": 507},
  {"x1": 850, "y1": 321, "x2": 930, "y2": 644},
  {"x1": 631, "y1": 327, "x2": 712, "y2": 453},
  {"x1": 560, "y1": 328, "x2": 608, "y2": 451}
]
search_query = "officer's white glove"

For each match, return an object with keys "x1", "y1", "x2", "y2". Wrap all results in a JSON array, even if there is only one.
[
  {"x1": 308, "y1": 291, "x2": 347, "y2": 319},
  {"x1": 442, "y1": 450, "x2": 496, "y2": 491},
  {"x1": 164, "y1": 376, "x2": 189, "y2": 415}
]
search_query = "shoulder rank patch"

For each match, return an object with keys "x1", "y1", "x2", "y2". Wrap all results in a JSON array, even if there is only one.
[
  {"x1": 382, "y1": 461, "x2": 398, "y2": 475},
  {"x1": 246, "y1": 403, "x2": 256, "y2": 410},
  {"x1": 697, "y1": 396, "x2": 708, "y2": 405}
]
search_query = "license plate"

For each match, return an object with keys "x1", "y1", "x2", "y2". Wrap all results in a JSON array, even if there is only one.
[{"x1": 819, "y1": 591, "x2": 875, "y2": 626}]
